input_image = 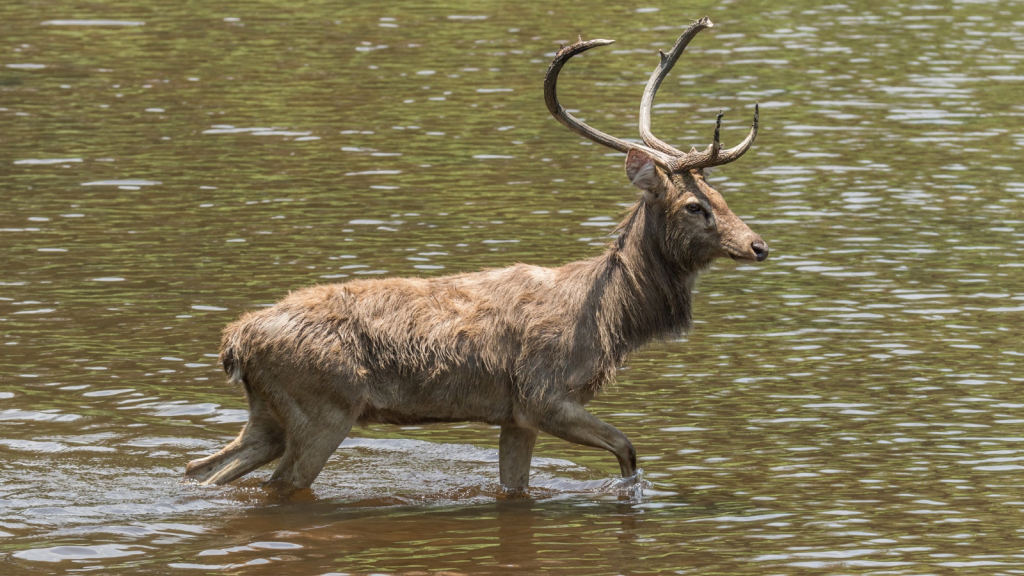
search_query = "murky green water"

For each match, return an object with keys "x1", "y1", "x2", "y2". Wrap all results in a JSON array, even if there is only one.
[{"x1": 2, "y1": 0, "x2": 1023, "y2": 573}]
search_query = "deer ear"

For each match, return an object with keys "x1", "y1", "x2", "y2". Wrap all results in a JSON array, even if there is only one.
[{"x1": 625, "y1": 149, "x2": 666, "y2": 199}]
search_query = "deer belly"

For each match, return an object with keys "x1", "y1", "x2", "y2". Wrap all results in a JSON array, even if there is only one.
[{"x1": 358, "y1": 373, "x2": 514, "y2": 426}]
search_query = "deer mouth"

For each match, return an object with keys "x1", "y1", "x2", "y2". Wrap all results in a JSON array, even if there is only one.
[{"x1": 728, "y1": 252, "x2": 759, "y2": 263}]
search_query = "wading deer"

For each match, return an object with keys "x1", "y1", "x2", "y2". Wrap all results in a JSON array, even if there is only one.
[{"x1": 185, "y1": 17, "x2": 768, "y2": 492}]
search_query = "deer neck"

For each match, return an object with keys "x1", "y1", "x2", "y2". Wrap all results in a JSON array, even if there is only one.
[{"x1": 598, "y1": 200, "x2": 697, "y2": 356}]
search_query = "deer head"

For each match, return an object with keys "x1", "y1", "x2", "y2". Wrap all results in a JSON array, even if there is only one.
[{"x1": 544, "y1": 17, "x2": 768, "y2": 269}]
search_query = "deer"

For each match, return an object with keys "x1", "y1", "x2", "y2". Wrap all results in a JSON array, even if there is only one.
[{"x1": 184, "y1": 17, "x2": 768, "y2": 493}]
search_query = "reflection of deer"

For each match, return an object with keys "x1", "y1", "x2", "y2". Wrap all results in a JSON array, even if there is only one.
[{"x1": 185, "y1": 17, "x2": 768, "y2": 492}]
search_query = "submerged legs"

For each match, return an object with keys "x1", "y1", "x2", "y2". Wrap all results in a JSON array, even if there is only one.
[
  {"x1": 185, "y1": 373, "x2": 358, "y2": 491},
  {"x1": 499, "y1": 425, "x2": 538, "y2": 490},
  {"x1": 185, "y1": 409, "x2": 355, "y2": 491}
]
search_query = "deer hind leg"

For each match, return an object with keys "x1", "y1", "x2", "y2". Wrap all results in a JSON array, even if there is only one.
[
  {"x1": 184, "y1": 420, "x2": 286, "y2": 486},
  {"x1": 499, "y1": 425, "x2": 538, "y2": 490},
  {"x1": 529, "y1": 401, "x2": 637, "y2": 477},
  {"x1": 185, "y1": 386, "x2": 285, "y2": 485},
  {"x1": 185, "y1": 423, "x2": 285, "y2": 485},
  {"x1": 267, "y1": 399, "x2": 357, "y2": 491}
]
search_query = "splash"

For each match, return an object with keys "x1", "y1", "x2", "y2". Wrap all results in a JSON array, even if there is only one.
[{"x1": 605, "y1": 468, "x2": 651, "y2": 502}]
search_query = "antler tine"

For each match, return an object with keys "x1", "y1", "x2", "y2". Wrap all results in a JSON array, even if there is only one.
[
  {"x1": 638, "y1": 17, "x2": 713, "y2": 157},
  {"x1": 544, "y1": 37, "x2": 675, "y2": 169},
  {"x1": 673, "y1": 102, "x2": 759, "y2": 171},
  {"x1": 709, "y1": 110, "x2": 723, "y2": 162}
]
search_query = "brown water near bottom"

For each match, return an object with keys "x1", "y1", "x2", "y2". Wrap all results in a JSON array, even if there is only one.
[{"x1": 7, "y1": 362, "x2": 1024, "y2": 576}]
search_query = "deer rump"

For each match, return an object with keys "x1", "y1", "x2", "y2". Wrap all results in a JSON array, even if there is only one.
[{"x1": 185, "y1": 16, "x2": 768, "y2": 492}]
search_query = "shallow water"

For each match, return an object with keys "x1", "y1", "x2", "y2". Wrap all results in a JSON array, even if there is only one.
[{"x1": 2, "y1": 0, "x2": 1023, "y2": 573}]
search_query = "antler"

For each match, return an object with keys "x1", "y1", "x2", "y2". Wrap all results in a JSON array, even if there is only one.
[
  {"x1": 640, "y1": 17, "x2": 759, "y2": 171},
  {"x1": 544, "y1": 37, "x2": 677, "y2": 169},
  {"x1": 640, "y1": 17, "x2": 759, "y2": 172},
  {"x1": 544, "y1": 19, "x2": 759, "y2": 174}
]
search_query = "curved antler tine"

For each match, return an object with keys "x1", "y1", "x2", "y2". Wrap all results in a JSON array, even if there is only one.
[
  {"x1": 545, "y1": 36, "x2": 675, "y2": 168},
  {"x1": 638, "y1": 17, "x2": 713, "y2": 156},
  {"x1": 707, "y1": 102, "x2": 759, "y2": 167}
]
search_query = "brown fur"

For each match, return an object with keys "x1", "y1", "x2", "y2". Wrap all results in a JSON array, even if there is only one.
[{"x1": 184, "y1": 154, "x2": 767, "y2": 491}]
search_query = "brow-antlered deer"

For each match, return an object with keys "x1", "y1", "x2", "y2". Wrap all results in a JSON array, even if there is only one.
[{"x1": 185, "y1": 17, "x2": 768, "y2": 492}]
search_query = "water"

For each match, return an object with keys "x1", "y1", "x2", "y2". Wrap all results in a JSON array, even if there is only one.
[{"x1": 2, "y1": 0, "x2": 1023, "y2": 573}]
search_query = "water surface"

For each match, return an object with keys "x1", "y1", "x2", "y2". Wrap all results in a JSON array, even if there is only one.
[{"x1": 2, "y1": 0, "x2": 1023, "y2": 573}]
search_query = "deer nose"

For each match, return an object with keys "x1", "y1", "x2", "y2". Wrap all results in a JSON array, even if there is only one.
[{"x1": 751, "y1": 239, "x2": 769, "y2": 262}]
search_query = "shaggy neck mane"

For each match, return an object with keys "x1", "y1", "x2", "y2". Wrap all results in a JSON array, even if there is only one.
[{"x1": 580, "y1": 199, "x2": 698, "y2": 364}]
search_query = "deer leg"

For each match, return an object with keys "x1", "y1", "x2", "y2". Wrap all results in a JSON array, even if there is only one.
[
  {"x1": 185, "y1": 422, "x2": 285, "y2": 485},
  {"x1": 185, "y1": 388, "x2": 285, "y2": 485},
  {"x1": 268, "y1": 408, "x2": 356, "y2": 490},
  {"x1": 530, "y1": 402, "x2": 637, "y2": 477},
  {"x1": 499, "y1": 425, "x2": 538, "y2": 490}
]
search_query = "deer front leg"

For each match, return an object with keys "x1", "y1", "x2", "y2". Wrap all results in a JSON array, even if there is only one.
[
  {"x1": 499, "y1": 425, "x2": 538, "y2": 490},
  {"x1": 529, "y1": 402, "x2": 637, "y2": 477}
]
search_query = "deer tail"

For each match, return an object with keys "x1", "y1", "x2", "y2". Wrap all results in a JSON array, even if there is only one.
[{"x1": 219, "y1": 321, "x2": 246, "y2": 387}]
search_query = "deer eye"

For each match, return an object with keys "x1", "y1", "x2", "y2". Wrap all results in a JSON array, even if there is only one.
[{"x1": 685, "y1": 203, "x2": 703, "y2": 214}]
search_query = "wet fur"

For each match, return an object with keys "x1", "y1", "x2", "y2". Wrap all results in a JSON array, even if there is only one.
[{"x1": 185, "y1": 164, "x2": 765, "y2": 491}]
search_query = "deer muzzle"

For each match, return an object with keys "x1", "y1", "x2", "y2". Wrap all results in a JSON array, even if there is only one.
[{"x1": 726, "y1": 233, "x2": 769, "y2": 263}]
